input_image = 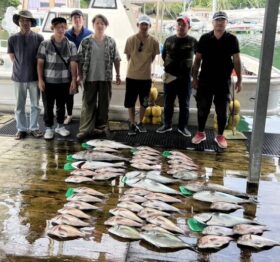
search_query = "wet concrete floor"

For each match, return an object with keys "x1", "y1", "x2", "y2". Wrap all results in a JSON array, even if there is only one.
[{"x1": 0, "y1": 129, "x2": 280, "y2": 261}]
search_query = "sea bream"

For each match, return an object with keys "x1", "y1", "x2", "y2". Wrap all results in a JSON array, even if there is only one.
[
  {"x1": 210, "y1": 202, "x2": 244, "y2": 212},
  {"x1": 67, "y1": 193, "x2": 103, "y2": 203},
  {"x1": 233, "y1": 224, "x2": 268, "y2": 235},
  {"x1": 65, "y1": 176, "x2": 93, "y2": 184},
  {"x1": 104, "y1": 216, "x2": 143, "y2": 227},
  {"x1": 145, "y1": 171, "x2": 178, "y2": 184},
  {"x1": 109, "y1": 207, "x2": 143, "y2": 223},
  {"x1": 197, "y1": 235, "x2": 233, "y2": 250},
  {"x1": 134, "y1": 146, "x2": 161, "y2": 154},
  {"x1": 108, "y1": 225, "x2": 142, "y2": 240},
  {"x1": 173, "y1": 171, "x2": 204, "y2": 180},
  {"x1": 72, "y1": 150, "x2": 129, "y2": 162},
  {"x1": 57, "y1": 207, "x2": 91, "y2": 219},
  {"x1": 124, "y1": 171, "x2": 146, "y2": 179},
  {"x1": 138, "y1": 208, "x2": 171, "y2": 219},
  {"x1": 51, "y1": 214, "x2": 90, "y2": 227},
  {"x1": 72, "y1": 161, "x2": 125, "y2": 170},
  {"x1": 237, "y1": 234, "x2": 280, "y2": 249},
  {"x1": 86, "y1": 139, "x2": 132, "y2": 149},
  {"x1": 70, "y1": 169, "x2": 96, "y2": 177},
  {"x1": 119, "y1": 194, "x2": 147, "y2": 203},
  {"x1": 92, "y1": 172, "x2": 123, "y2": 181},
  {"x1": 72, "y1": 187, "x2": 105, "y2": 197},
  {"x1": 117, "y1": 201, "x2": 144, "y2": 212},
  {"x1": 124, "y1": 188, "x2": 150, "y2": 196},
  {"x1": 64, "y1": 201, "x2": 99, "y2": 210},
  {"x1": 145, "y1": 192, "x2": 182, "y2": 203},
  {"x1": 133, "y1": 150, "x2": 160, "y2": 157},
  {"x1": 47, "y1": 225, "x2": 85, "y2": 239},
  {"x1": 130, "y1": 163, "x2": 161, "y2": 170},
  {"x1": 94, "y1": 167, "x2": 125, "y2": 173},
  {"x1": 141, "y1": 224, "x2": 174, "y2": 234},
  {"x1": 130, "y1": 158, "x2": 160, "y2": 165},
  {"x1": 202, "y1": 226, "x2": 234, "y2": 236},
  {"x1": 142, "y1": 200, "x2": 181, "y2": 213}
]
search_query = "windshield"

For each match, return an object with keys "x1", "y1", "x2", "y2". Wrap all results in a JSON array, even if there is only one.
[{"x1": 90, "y1": 0, "x2": 117, "y2": 9}]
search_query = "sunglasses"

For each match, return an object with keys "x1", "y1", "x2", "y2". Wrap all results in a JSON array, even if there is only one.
[{"x1": 138, "y1": 42, "x2": 144, "y2": 52}]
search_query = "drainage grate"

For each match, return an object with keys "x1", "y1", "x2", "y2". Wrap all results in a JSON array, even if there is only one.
[{"x1": 244, "y1": 132, "x2": 280, "y2": 157}]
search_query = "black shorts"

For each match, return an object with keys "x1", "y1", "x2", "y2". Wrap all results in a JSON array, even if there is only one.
[{"x1": 124, "y1": 78, "x2": 152, "y2": 108}]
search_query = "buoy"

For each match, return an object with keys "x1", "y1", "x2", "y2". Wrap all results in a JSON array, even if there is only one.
[
  {"x1": 150, "y1": 86, "x2": 158, "y2": 101},
  {"x1": 143, "y1": 116, "x2": 151, "y2": 124},
  {"x1": 227, "y1": 114, "x2": 240, "y2": 129},
  {"x1": 229, "y1": 100, "x2": 241, "y2": 114},
  {"x1": 145, "y1": 106, "x2": 152, "y2": 117},
  {"x1": 151, "y1": 105, "x2": 162, "y2": 117},
  {"x1": 152, "y1": 116, "x2": 161, "y2": 125}
]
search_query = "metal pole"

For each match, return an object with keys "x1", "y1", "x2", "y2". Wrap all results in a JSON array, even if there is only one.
[{"x1": 248, "y1": 0, "x2": 280, "y2": 184}]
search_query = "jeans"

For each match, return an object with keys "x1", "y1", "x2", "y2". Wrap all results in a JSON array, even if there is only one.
[
  {"x1": 14, "y1": 81, "x2": 41, "y2": 132},
  {"x1": 163, "y1": 76, "x2": 192, "y2": 129}
]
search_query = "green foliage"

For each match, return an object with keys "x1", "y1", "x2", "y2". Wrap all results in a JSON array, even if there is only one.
[
  {"x1": 81, "y1": 0, "x2": 91, "y2": 8},
  {"x1": 8, "y1": 0, "x2": 20, "y2": 6}
]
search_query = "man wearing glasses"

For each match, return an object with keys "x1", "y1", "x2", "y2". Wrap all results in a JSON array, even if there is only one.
[{"x1": 124, "y1": 15, "x2": 160, "y2": 135}]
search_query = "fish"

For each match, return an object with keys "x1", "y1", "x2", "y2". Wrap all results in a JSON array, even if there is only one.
[
  {"x1": 51, "y1": 214, "x2": 90, "y2": 227},
  {"x1": 57, "y1": 207, "x2": 91, "y2": 219},
  {"x1": 124, "y1": 171, "x2": 146, "y2": 179},
  {"x1": 131, "y1": 163, "x2": 161, "y2": 170},
  {"x1": 197, "y1": 235, "x2": 233, "y2": 249},
  {"x1": 233, "y1": 224, "x2": 268, "y2": 235},
  {"x1": 173, "y1": 171, "x2": 204, "y2": 180},
  {"x1": 142, "y1": 200, "x2": 181, "y2": 213},
  {"x1": 67, "y1": 193, "x2": 103, "y2": 203},
  {"x1": 132, "y1": 155, "x2": 161, "y2": 161},
  {"x1": 237, "y1": 234, "x2": 280, "y2": 249},
  {"x1": 73, "y1": 187, "x2": 105, "y2": 197},
  {"x1": 64, "y1": 201, "x2": 99, "y2": 210},
  {"x1": 130, "y1": 158, "x2": 159, "y2": 165},
  {"x1": 72, "y1": 150, "x2": 129, "y2": 162},
  {"x1": 92, "y1": 172, "x2": 123, "y2": 181},
  {"x1": 119, "y1": 194, "x2": 147, "y2": 203},
  {"x1": 74, "y1": 161, "x2": 125, "y2": 170},
  {"x1": 145, "y1": 171, "x2": 178, "y2": 184},
  {"x1": 134, "y1": 146, "x2": 161, "y2": 154},
  {"x1": 91, "y1": 146, "x2": 119, "y2": 153},
  {"x1": 133, "y1": 150, "x2": 160, "y2": 157},
  {"x1": 104, "y1": 216, "x2": 143, "y2": 227},
  {"x1": 86, "y1": 139, "x2": 132, "y2": 149},
  {"x1": 210, "y1": 201, "x2": 244, "y2": 212},
  {"x1": 167, "y1": 150, "x2": 193, "y2": 160},
  {"x1": 138, "y1": 208, "x2": 171, "y2": 219},
  {"x1": 65, "y1": 176, "x2": 93, "y2": 183},
  {"x1": 47, "y1": 225, "x2": 84, "y2": 239},
  {"x1": 167, "y1": 167, "x2": 199, "y2": 175},
  {"x1": 108, "y1": 225, "x2": 142, "y2": 240},
  {"x1": 109, "y1": 207, "x2": 143, "y2": 223},
  {"x1": 145, "y1": 192, "x2": 182, "y2": 203},
  {"x1": 146, "y1": 215, "x2": 185, "y2": 234},
  {"x1": 141, "y1": 224, "x2": 174, "y2": 234},
  {"x1": 117, "y1": 201, "x2": 144, "y2": 212},
  {"x1": 194, "y1": 212, "x2": 261, "y2": 227},
  {"x1": 140, "y1": 231, "x2": 194, "y2": 250},
  {"x1": 202, "y1": 226, "x2": 234, "y2": 236},
  {"x1": 94, "y1": 167, "x2": 125, "y2": 173},
  {"x1": 124, "y1": 188, "x2": 150, "y2": 196},
  {"x1": 193, "y1": 191, "x2": 251, "y2": 204},
  {"x1": 70, "y1": 169, "x2": 96, "y2": 177}
]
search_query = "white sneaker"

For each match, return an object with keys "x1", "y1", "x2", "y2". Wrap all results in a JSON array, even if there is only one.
[
  {"x1": 55, "y1": 126, "x2": 70, "y2": 137},
  {"x1": 44, "y1": 128, "x2": 54, "y2": 140},
  {"x1": 64, "y1": 115, "x2": 72, "y2": 125}
]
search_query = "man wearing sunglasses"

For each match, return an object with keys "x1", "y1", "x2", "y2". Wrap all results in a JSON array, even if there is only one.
[{"x1": 124, "y1": 15, "x2": 160, "y2": 135}]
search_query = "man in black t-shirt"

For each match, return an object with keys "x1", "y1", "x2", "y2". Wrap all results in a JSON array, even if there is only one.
[
  {"x1": 156, "y1": 16, "x2": 197, "y2": 137},
  {"x1": 191, "y1": 11, "x2": 242, "y2": 149}
]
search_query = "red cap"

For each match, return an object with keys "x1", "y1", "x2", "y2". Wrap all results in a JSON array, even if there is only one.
[{"x1": 177, "y1": 16, "x2": 190, "y2": 25}]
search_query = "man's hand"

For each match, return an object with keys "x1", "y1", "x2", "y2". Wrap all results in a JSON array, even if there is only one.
[
  {"x1": 70, "y1": 79, "x2": 77, "y2": 94},
  {"x1": 38, "y1": 79, "x2": 45, "y2": 92},
  {"x1": 235, "y1": 80, "x2": 242, "y2": 93},
  {"x1": 192, "y1": 78, "x2": 199, "y2": 90},
  {"x1": 116, "y1": 75, "x2": 121, "y2": 85}
]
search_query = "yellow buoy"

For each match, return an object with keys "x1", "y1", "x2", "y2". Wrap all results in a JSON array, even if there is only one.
[
  {"x1": 145, "y1": 106, "x2": 152, "y2": 117},
  {"x1": 143, "y1": 116, "x2": 151, "y2": 124},
  {"x1": 227, "y1": 114, "x2": 240, "y2": 129},
  {"x1": 150, "y1": 87, "x2": 158, "y2": 101},
  {"x1": 151, "y1": 105, "x2": 162, "y2": 117},
  {"x1": 229, "y1": 100, "x2": 241, "y2": 114},
  {"x1": 152, "y1": 116, "x2": 161, "y2": 125}
]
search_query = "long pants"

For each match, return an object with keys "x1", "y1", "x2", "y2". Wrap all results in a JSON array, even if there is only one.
[
  {"x1": 14, "y1": 81, "x2": 41, "y2": 132},
  {"x1": 42, "y1": 82, "x2": 70, "y2": 127},
  {"x1": 65, "y1": 94, "x2": 74, "y2": 116},
  {"x1": 79, "y1": 81, "x2": 112, "y2": 133},
  {"x1": 163, "y1": 76, "x2": 191, "y2": 130}
]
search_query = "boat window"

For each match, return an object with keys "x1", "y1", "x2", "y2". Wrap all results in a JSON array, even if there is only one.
[{"x1": 90, "y1": 0, "x2": 117, "y2": 9}]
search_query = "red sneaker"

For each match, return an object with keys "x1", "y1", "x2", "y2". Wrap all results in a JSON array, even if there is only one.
[
  {"x1": 191, "y1": 131, "x2": 206, "y2": 144},
  {"x1": 214, "y1": 135, "x2": 228, "y2": 149}
]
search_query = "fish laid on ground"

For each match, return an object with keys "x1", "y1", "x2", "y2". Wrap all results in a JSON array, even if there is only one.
[
  {"x1": 47, "y1": 225, "x2": 84, "y2": 239},
  {"x1": 210, "y1": 202, "x2": 244, "y2": 212},
  {"x1": 237, "y1": 234, "x2": 280, "y2": 249},
  {"x1": 141, "y1": 224, "x2": 174, "y2": 234},
  {"x1": 70, "y1": 169, "x2": 96, "y2": 177},
  {"x1": 197, "y1": 235, "x2": 233, "y2": 249},
  {"x1": 64, "y1": 201, "x2": 99, "y2": 210},
  {"x1": 167, "y1": 167, "x2": 199, "y2": 175},
  {"x1": 173, "y1": 171, "x2": 204, "y2": 180},
  {"x1": 233, "y1": 224, "x2": 268, "y2": 235},
  {"x1": 145, "y1": 172, "x2": 178, "y2": 184},
  {"x1": 194, "y1": 212, "x2": 261, "y2": 227},
  {"x1": 92, "y1": 172, "x2": 123, "y2": 181},
  {"x1": 130, "y1": 158, "x2": 160, "y2": 165},
  {"x1": 132, "y1": 154, "x2": 161, "y2": 161},
  {"x1": 117, "y1": 201, "x2": 144, "y2": 212},
  {"x1": 72, "y1": 150, "x2": 129, "y2": 162},
  {"x1": 75, "y1": 161, "x2": 126, "y2": 170},
  {"x1": 167, "y1": 150, "x2": 193, "y2": 160},
  {"x1": 109, "y1": 207, "x2": 143, "y2": 223},
  {"x1": 145, "y1": 192, "x2": 182, "y2": 203},
  {"x1": 140, "y1": 231, "x2": 194, "y2": 250},
  {"x1": 67, "y1": 193, "x2": 103, "y2": 203},
  {"x1": 73, "y1": 187, "x2": 105, "y2": 197},
  {"x1": 133, "y1": 151, "x2": 161, "y2": 158},
  {"x1": 183, "y1": 181, "x2": 250, "y2": 199},
  {"x1": 104, "y1": 216, "x2": 143, "y2": 227},
  {"x1": 108, "y1": 225, "x2": 142, "y2": 240},
  {"x1": 65, "y1": 176, "x2": 93, "y2": 184},
  {"x1": 57, "y1": 207, "x2": 91, "y2": 219},
  {"x1": 125, "y1": 171, "x2": 146, "y2": 179},
  {"x1": 146, "y1": 215, "x2": 185, "y2": 235},
  {"x1": 86, "y1": 139, "x2": 132, "y2": 149},
  {"x1": 167, "y1": 159, "x2": 197, "y2": 167},
  {"x1": 202, "y1": 226, "x2": 234, "y2": 236},
  {"x1": 119, "y1": 194, "x2": 147, "y2": 203},
  {"x1": 138, "y1": 208, "x2": 171, "y2": 219},
  {"x1": 124, "y1": 188, "x2": 150, "y2": 196},
  {"x1": 91, "y1": 146, "x2": 119, "y2": 153},
  {"x1": 193, "y1": 191, "x2": 251, "y2": 204},
  {"x1": 131, "y1": 163, "x2": 161, "y2": 170},
  {"x1": 142, "y1": 200, "x2": 181, "y2": 213},
  {"x1": 135, "y1": 146, "x2": 161, "y2": 154},
  {"x1": 94, "y1": 167, "x2": 125, "y2": 173},
  {"x1": 51, "y1": 214, "x2": 90, "y2": 227}
]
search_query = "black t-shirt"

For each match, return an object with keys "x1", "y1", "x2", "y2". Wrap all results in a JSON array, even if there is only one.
[
  {"x1": 162, "y1": 35, "x2": 197, "y2": 77},
  {"x1": 197, "y1": 30, "x2": 240, "y2": 82}
]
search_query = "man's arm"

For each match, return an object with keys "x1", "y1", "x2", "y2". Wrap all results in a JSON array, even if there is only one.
[
  {"x1": 191, "y1": 52, "x2": 202, "y2": 89},
  {"x1": 114, "y1": 59, "x2": 121, "y2": 85},
  {"x1": 37, "y1": 58, "x2": 45, "y2": 92},
  {"x1": 233, "y1": 53, "x2": 242, "y2": 93},
  {"x1": 8, "y1": 53, "x2": 15, "y2": 62}
]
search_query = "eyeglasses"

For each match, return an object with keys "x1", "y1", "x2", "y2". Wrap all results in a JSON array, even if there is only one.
[{"x1": 138, "y1": 42, "x2": 144, "y2": 52}]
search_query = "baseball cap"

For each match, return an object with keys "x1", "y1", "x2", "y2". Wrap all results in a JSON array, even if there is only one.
[
  {"x1": 212, "y1": 11, "x2": 228, "y2": 20},
  {"x1": 51, "y1": 17, "x2": 67, "y2": 26},
  {"x1": 71, "y1": 10, "x2": 83, "y2": 18},
  {"x1": 138, "y1": 15, "x2": 151, "y2": 25},
  {"x1": 177, "y1": 16, "x2": 191, "y2": 25}
]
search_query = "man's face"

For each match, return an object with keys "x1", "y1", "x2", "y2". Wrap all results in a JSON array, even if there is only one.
[
  {"x1": 92, "y1": 18, "x2": 107, "y2": 34},
  {"x1": 176, "y1": 20, "x2": 190, "y2": 36},
  {"x1": 53, "y1": 23, "x2": 67, "y2": 37},
  {"x1": 72, "y1": 15, "x2": 83, "y2": 28},
  {"x1": 212, "y1": 18, "x2": 227, "y2": 32},
  {"x1": 138, "y1": 23, "x2": 150, "y2": 33},
  {"x1": 18, "y1": 17, "x2": 31, "y2": 32}
]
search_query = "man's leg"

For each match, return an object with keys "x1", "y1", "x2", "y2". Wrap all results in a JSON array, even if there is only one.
[
  {"x1": 28, "y1": 81, "x2": 41, "y2": 131},
  {"x1": 14, "y1": 82, "x2": 28, "y2": 132}
]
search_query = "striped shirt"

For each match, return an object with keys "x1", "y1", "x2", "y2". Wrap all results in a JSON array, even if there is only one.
[{"x1": 37, "y1": 37, "x2": 77, "y2": 84}]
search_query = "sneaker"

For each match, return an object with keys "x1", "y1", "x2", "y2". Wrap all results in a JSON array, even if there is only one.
[
  {"x1": 15, "y1": 131, "x2": 27, "y2": 140},
  {"x1": 178, "y1": 127, "x2": 191, "y2": 137},
  {"x1": 64, "y1": 115, "x2": 72, "y2": 125},
  {"x1": 214, "y1": 135, "x2": 228, "y2": 149},
  {"x1": 191, "y1": 131, "x2": 206, "y2": 144},
  {"x1": 128, "y1": 123, "x2": 137, "y2": 136},
  {"x1": 136, "y1": 122, "x2": 147, "y2": 133},
  {"x1": 44, "y1": 129, "x2": 54, "y2": 140},
  {"x1": 55, "y1": 126, "x2": 70, "y2": 137},
  {"x1": 156, "y1": 125, "x2": 172, "y2": 133},
  {"x1": 30, "y1": 130, "x2": 43, "y2": 138}
]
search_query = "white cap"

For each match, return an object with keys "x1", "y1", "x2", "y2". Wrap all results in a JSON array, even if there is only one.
[{"x1": 138, "y1": 15, "x2": 151, "y2": 25}]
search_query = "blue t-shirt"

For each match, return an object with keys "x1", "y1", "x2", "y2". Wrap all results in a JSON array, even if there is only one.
[{"x1": 65, "y1": 26, "x2": 92, "y2": 49}]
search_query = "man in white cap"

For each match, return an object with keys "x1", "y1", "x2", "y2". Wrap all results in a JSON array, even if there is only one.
[
  {"x1": 191, "y1": 11, "x2": 242, "y2": 149},
  {"x1": 124, "y1": 14, "x2": 160, "y2": 135},
  {"x1": 8, "y1": 10, "x2": 44, "y2": 140}
]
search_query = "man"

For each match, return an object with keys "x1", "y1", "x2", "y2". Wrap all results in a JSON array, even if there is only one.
[
  {"x1": 37, "y1": 17, "x2": 78, "y2": 140},
  {"x1": 64, "y1": 9, "x2": 92, "y2": 125},
  {"x1": 8, "y1": 10, "x2": 44, "y2": 140},
  {"x1": 192, "y1": 11, "x2": 242, "y2": 149},
  {"x1": 156, "y1": 16, "x2": 197, "y2": 137},
  {"x1": 124, "y1": 15, "x2": 160, "y2": 135}
]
